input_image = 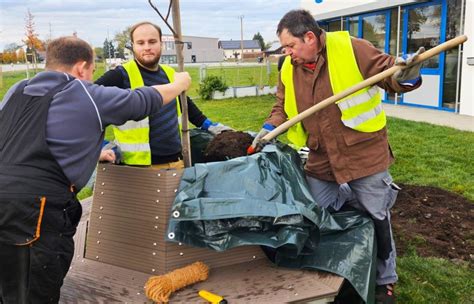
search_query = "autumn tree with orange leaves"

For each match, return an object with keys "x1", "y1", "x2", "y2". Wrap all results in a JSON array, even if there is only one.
[{"x1": 23, "y1": 9, "x2": 44, "y2": 67}]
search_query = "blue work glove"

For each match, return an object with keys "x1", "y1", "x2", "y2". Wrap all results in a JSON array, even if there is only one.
[
  {"x1": 393, "y1": 47, "x2": 425, "y2": 86},
  {"x1": 200, "y1": 118, "x2": 233, "y2": 135},
  {"x1": 249, "y1": 123, "x2": 275, "y2": 153}
]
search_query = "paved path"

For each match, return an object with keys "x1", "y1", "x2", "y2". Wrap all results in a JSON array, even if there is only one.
[{"x1": 384, "y1": 103, "x2": 474, "y2": 132}]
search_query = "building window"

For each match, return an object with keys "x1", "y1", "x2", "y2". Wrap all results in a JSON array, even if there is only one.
[
  {"x1": 160, "y1": 55, "x2": 177, "y2": 64},
  {"x1": 319, "y1": 22, "x2": 329, "y2": 32},
  {"x1": 348, "y1": 16, "x2": 359, "y2": 37},
  {"x1": 407, "y1": 4, "x2": 441, "y2": 69},
  {"x1": 443, "y1": 0, "x2": 463, "y2": 109},
  {"x1": 362, "y1": 13, "x2": 386, "y2": 52},
  {"x1": 328, "y1": 20, "x2": 341, "y2": 32},
  {"x1": 387, "y1": 8, "x2": 402, "y2": 104},
  {"x1": 342, "y1": 17, "x2": 348, "y2": 31},
  {"x1": 389, "y1": 8, "x2": 401, "y2": 57},
  {"x1": 163, "y1": 41, "x2": 175, "y2": 51}
]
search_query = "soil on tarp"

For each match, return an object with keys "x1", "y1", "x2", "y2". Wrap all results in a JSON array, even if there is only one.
[
  {"x1": 204, "y1": 131, "x2": 254, "y2": 162},
  {"x1": 392, "y1": 183, "x2": 474, "y2": 264}
]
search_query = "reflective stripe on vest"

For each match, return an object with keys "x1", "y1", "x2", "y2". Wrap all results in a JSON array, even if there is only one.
[
  {"x1": 113, "y1": 60, "x2": 181, "y2": 165},
  {"x1": 159, "y1": 64, "x2": 182, "y2": 122},
  {"x1": 326, "y1": 31, "x2": 386, "y2": 132},
  {"x1": 280, "y1": 56, "x2": 308, "y2": 149}
]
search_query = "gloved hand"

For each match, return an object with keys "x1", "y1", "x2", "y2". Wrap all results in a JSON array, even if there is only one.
[
  {"x1": 249, "y1": 123, "x2": 275, "y2": 153},
  {"x1": 201, "y1": 118, "x2": 233, "y2": 135},
  {"x1": 393, "y1": 47, "x2": 425, "y2": 86}
]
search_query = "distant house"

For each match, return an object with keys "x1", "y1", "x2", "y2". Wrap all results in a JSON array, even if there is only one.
[
  {"x1": 218, "y1": 40, "x2": 261, "y2": 60},
  {"x1": 263, "y1": 41, "x2": 285, "y2": 66},
  {"x1": 264, "y1": 41, "x2": 284, "y2": 56}
]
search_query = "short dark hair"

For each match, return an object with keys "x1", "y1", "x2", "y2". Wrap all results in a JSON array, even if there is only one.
[
  {"x1": 130, "y1": 21, "x2": 162, "y2": 42},
  {"x1": 45, "y1": 36, "x2": 93, "y2": 69},
  {"x1": 277, "y1": 10, "x2": 321, "y2": 39}
]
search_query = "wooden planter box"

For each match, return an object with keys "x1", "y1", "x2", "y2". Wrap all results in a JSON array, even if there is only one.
[{"x1": 84, "y1": 164, "x2": 265, "y2": 274}]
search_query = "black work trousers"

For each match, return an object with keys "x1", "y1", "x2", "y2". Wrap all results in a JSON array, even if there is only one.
[{"x1": 0, "y1": 199, "x2": 82, "y2": 304}]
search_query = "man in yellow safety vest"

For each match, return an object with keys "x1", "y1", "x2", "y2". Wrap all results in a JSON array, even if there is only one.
[
  {"x1": 96, "y1": 22, "x2": 232, "y2": 169},
  {"x1": 251, "y1": 9, "x2": 424, "y2": 304}
]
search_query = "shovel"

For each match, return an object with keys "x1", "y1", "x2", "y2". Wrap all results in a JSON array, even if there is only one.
[{"x1": 247, "y1": 35, "x2": 468, "y2": 154}]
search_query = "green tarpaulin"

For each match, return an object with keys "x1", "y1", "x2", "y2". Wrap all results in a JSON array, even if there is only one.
[{"x1": 167, "y1": 130, "x2": 376, "y2": 303}]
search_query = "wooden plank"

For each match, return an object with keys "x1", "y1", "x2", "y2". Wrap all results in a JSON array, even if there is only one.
[
  {"x1": 62, "y1": 258, "x2": 151, "y2": 303},
  {"x1": 170, "y1": 259, "x2": 344, "y2": 303},
  {"x1": 87, "y1": 217, "x2": 167, "y2": 247},
  {"x1": 163, "y1": 244, "x2": 265, "y2": 273},
  {"x1": 64, "y1": 247, "x2": 343, "y2": 303}
]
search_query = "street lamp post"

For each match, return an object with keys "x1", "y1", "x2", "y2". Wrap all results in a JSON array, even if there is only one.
[{"x1": 239, "y1": 15, "x2": 244, "y2": 62}]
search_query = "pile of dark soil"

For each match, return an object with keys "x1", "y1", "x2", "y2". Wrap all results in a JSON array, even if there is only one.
[
  {"x1": 392, "y1": 184, "x2": 473, "y2": 264},
  {"x1": 204, "y1": 131, "x2": 254, "y2": 162}
]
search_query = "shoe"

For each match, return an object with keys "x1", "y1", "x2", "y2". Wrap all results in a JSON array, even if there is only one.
[{"x1": 375, "y1": 284, "x2": 395, "y2": 304}]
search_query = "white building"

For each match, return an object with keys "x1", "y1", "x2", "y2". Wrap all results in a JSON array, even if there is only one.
[
  {"x1": 301, "y1": 0, "x2": 474, "y2": 117},
  {"x1": 160, "y1": 35, "x2": 223, "y2": 64}
]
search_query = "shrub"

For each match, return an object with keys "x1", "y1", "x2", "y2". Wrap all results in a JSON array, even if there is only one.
[{"x1": 198, "y1": 75, "x2": 228, "y2": 100}]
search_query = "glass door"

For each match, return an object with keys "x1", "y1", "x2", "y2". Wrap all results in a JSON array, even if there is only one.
[
  {"x1": 400, "y1": 1, "x2": 446, "y2": 109},
  {"x1": 361, "y1": 12, "x2": 389, "y2": 52},
  {"x1": 387, "y1": 7, "x2": 402, "y2": 104},
  {"x1": 360, "y1": 11, "x2": 390, "y2": 102},
  {"x1": 443, "y1": 0, "x2": 463, "y2": 110}
]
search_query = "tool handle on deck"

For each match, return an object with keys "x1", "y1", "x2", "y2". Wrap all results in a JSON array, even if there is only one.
[
  {"x1": 260, "y1": 35, "x2": 468, "y2": 143},
  {"x1": 199, "y1": 290, "x2": 228, "y2": 304}
]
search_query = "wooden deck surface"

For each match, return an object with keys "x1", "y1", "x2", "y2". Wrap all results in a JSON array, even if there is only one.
[{"x1": 60, "y1": 197, "x2": 343, "y2": 303}]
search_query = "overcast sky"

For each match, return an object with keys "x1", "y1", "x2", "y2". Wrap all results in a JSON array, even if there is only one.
[{"x1": 0, "y1": 0, "x2": 301, "y2": 50}]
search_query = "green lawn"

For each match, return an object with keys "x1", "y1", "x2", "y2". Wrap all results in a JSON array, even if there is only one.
[
  {"x1": 0, "y1": 70, "x2": 40, "y2": 99},
  {"x1": 2, "y1": 62, "x2": 279, "y2": 101},
  {"x1": 95, "y1": 62, "x2": 279, "y2": 98},
  {"x1": 194, "y1": 96, "x2": 474, "y2": 201},
  {"x1": 2, "y1": 68, "x2": 473, "y2": 303},
  {"x1": 193, "y1": 96, "x2": 474, "y2": 303}
]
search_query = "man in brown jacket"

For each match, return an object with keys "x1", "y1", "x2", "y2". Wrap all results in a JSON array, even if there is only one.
[{"x1": 252, "y1": 10, "x2": 423, "y2": 304}]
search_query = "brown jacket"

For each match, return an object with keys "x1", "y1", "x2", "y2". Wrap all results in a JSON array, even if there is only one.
[{"x1": 266, "y1": 31, "x2": 420, "y2": 184}]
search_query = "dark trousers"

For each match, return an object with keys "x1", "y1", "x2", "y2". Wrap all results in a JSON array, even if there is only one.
[
  {"x1": 0, "y1": 200, "x2": 81, "y2": 304},
  {"x1": 0, "y1": 244, "x2": 30, "y2": 304}
]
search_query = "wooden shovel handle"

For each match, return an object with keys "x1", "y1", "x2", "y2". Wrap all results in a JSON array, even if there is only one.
[{"x1": 260, "y1": 35, "x2": 468, "y2": 143}]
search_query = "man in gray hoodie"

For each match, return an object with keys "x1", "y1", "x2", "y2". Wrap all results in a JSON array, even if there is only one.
[{"x1": 0, "y1": 36, "x2": 190, "y2": 303}]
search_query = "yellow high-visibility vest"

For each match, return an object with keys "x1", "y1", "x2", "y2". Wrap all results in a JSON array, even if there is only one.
[
  {"x1": 280, "y1": 31, "x2": 386, "y2": 148},
  {"x1": 280, "y1": 56, "x2": 308, "y2": 149},
  {"x1": 113, "y1": 60, "x2": 182, "y2": 165},
  {"x1": 326, "y1": 31, "x2": 385, "y2": 132}
]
